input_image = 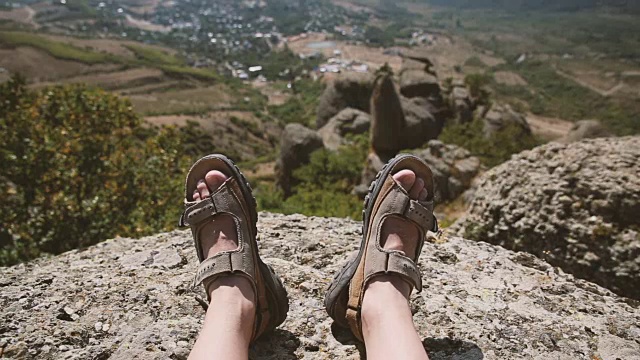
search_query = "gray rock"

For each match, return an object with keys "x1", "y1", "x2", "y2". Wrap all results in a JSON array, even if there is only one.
[
  {"x1": 411, "y1": 140, "x2": 482, "y2": 202},
  {"x1": 317, "y1": 108, "x2": 370, "y2": 151},
  {"x1": 1, "y1": 212, "x2": 638, "y2": 359},
  {"x1": 483, "y1": 104, "x2": 531, "y2": 138},
  {"x1": 401, "y1": 96, "x2": 445, "y2": 149},
  {"x1": 559, "y1": 120, "x2": 612, "y2": 143},
  {"x1": 370, "y1": 74, "x2": 405, "y2": 157},
  {"x1": 454, "y1": 136, "x2": 640, "y2": 299},
  {"x1": 275, "y1": 124, "x2": 324, "y2": 196},
  {"x1": 400, "y1": 69, "x2": 440, "y2": 99},
  {"x1": 316, "y1": 72, "x2": 374, "y2": 128}
]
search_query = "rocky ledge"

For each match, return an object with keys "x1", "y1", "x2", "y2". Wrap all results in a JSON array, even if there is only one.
[{"x1": 1, "y1": 213, "x2": 639, "y2": 359}]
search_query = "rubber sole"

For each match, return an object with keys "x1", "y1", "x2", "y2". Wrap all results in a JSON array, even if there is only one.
[
  {"x1": 186, "y1": 154, "x2": 289, "y2": 337},
  {"x1": 323, "y1": 153, "x2": 420, "y2": 335}
]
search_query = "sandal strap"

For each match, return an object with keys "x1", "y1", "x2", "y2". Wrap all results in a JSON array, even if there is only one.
[
  {"x1": 380, "y1": 179, "x2": 437, "y2": 234},
  {"x1": 193, "y1": 250, "x2": 254, "y2": 288}
]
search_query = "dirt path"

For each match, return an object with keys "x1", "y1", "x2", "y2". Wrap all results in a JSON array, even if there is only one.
[
  {"x1": 526, "y1": 113, "x2": 574, "y2": 140},
  {"x1": 553, "y1": 65, "x2": 624, "y2": 97}
]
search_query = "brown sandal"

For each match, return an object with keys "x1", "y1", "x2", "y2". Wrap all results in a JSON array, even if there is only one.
[
  {"x1": 324, "y1": 154, "x2": 438, "y2": 342},
  {"x1": 180, "y1": 154, "x2": 289, "y2": 341}
]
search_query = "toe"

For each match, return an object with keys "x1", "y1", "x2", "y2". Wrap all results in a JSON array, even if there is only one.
[
  {"x1": 204, "y1": 170, "x2": 227, "y2": 193},
  {"x1": 392, "y1": 170, "x2": 416, "y2": 192},
  {"x1": 197, "y1": 180, "x2": 210, "y2": 198},
  {"x1": 193, "y1": 189, "x2": 201, "y2": 202},
  {"x1": 418, "y1": 188, "x2": 428, "y2": 201},
  {"x1": 409, "y1": 177, "x2": 424, "y2": 200}
]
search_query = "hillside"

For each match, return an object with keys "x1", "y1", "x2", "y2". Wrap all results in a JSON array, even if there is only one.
[{"x1": 1, "y1": 212, "x2": 639, "y2": 359}]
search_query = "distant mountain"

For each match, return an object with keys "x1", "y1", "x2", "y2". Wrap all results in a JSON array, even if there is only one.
[{"x1": 425, "y1": 0, "x2": 640, "y2": 12}]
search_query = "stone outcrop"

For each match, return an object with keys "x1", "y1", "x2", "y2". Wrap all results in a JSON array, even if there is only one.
[
  {"x1": 482, "y1": 103, "x2": 531, "y2": 138},
  {"x1": 316, "y1": 72, "x2": 374, "y2": 129},
  {"x1": 370, "y1": 74, "x2": 406, "y2": 157},
  {"x1": 454, "y1": 137, "x2": 640, "y2": 300},
  {"x1": 317, "y1": 108, "x2": 370, "y2": 151},
  {"x1": 1, "y1": 212, "x2": 639, "y2": 359},
  {"x1": 449, "y1": 81, "x2": 474, "y2": 124},
  {"x1": 275, "y1": 123, "x2": 323, "y2": 196},
  {"x1": 559, "y1": 120, "x2": 612, "y2": 143},
  {"x1": 402, "y1": 96, "x2": 445, "y2": 149},
  {"x1": 411, "y1": 140, "x2": 482, "y2": 203}
]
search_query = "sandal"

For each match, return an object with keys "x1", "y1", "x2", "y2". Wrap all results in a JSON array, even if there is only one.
[
  {"x1": 180, "y1": 154, "x2": 289, "y2": 341},
  {"x1": 324, "y1": 154, "x2": 438, "y2": 342}
]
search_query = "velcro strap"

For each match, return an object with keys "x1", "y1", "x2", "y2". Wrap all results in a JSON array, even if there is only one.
[
  {"x1": 182, "y1": 179, "x2": 241, "y2": 227},
  {"x1": 364, "y1": 251, "x2": 423, "y2": 292},
  {"x1": 183, "y1": 197, "x2": 217, "y2": 226},
  {"x1": 384, "y1": 184, "x2": 437, "y2": 233},
  {"x1": 386, "y1": 252, "x2": 423, "y2": 292},
  {"x1": 193, "y1": 251, "x2": 247, "y2": 287}
]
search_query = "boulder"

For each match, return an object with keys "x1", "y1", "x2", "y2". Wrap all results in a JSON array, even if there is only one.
[
  {"x1": 370, "y1": 74, "x2": 406, "y2": 157},
  {"x1": 559, "y1": 120, "x2": 612, "y2": 143},
  {"x1": 317, "y1": 108, "x2": 370, "y2": 151},
  {"x1": 401, "y1": 96, "x2": 445, "y2": 149},
  {"x1": 454, "y1": 137, "x2": 640, "y2": 300},
  {"x1": 1, "y1": 212, "x2": 638, "y2": 359},
  {"x1": 450, "y1": 85, "x2": 474, "y2": 124},
  {"x1": 276, "y1": 124, "x2": 323, "y2": 196},
  {"x1": 411, "y1": 140, "x2": 481, "y2": 202},
  {"x1": 482, "y1": 104, "x2": 531, "y2": 138},
  {"x1": 316, "y1": 72, "x2": 374, "y2": 129},
  {"x1": 400, "y1": 69, "x2": 441, "y2": 99}
]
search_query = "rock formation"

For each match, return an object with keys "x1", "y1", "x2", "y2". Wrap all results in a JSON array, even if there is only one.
[
  {"x1": 1, "y1": 212, "x2": 639, "y2": 359},
  {"x1": 559, "y1": 119, "x2": 612, "y2": 143},
  {"x1": 369, "y1": 73, "x2": 406, "y2": 158},
  {"x1": 481, "y1": 103, "x2": 531, "y2": 138},
  {"x1": 454, "y1": 137, "x2": 640, "y2": 300},
  {"x1": 411, "y1": 140, "x2": 482, "y2": 203},
  {"x1": 316, "y1": 72, "x2": 374, "y2": 129},
  {"x1": 317, "y1": 108, "x2": 370, "y2": 151},
  {"x1": 275, "y1": 123, "x2": 324, "y2": 197}
]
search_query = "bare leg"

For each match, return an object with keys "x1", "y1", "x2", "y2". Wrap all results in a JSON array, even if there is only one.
[
  {"x1": 188, "y1": 171, "x2": 256, "y2": 360},
  {"x1": 360, "y1": 170, "x2": 430, "y2": 360}
]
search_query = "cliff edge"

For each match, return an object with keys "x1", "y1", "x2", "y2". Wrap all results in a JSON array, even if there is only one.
[{"x1": 1, "y1": 213, "x2": 639, "y2": 359}]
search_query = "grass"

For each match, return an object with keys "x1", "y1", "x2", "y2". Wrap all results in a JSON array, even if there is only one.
[
  {"x1": 0, "y1": 31, "x2": 116, "y2": 64},
  {"x1": 491, "y1": 61, "x2": 640, "y2": 135},
  {"x1": 124, "y1": 44, "x2": 184, "y2": 66},
  {"x1": 0, "y1": 31, "x2": 221, "y2": 83}
]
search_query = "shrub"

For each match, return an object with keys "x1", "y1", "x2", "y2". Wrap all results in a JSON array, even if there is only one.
[
  {"x1": 0, "y1": 75, "x2": 212, "y2": 266},
  {"x1": 440, "y1": 118, "x2": 540, "y2": 168},
  {"x1": 256, "y1": 134, "x2": 368, "y2": 219}
]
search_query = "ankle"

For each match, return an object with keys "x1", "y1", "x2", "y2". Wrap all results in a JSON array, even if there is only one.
[
  {"x1": 361, "y1": 275, "x2": 412, "y2": 323},
  {"x1": 208, "y1": 276, "x2": 256, "y2": 317}
]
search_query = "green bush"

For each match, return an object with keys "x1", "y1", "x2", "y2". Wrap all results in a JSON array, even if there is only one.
[
  {"x1": 440, "y1": 118, "x2": 540, "y2": 168},
  {"x1": 0, "y1": 75, "x2": 213, "y2": 266},
  {"x1": 256, "y1": 135, "x2": 368, "y2": 219}
]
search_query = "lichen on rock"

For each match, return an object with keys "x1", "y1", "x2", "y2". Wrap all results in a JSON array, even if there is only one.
[{"x1": 1, "y1": 212, "x2": 638, "y2": 359}]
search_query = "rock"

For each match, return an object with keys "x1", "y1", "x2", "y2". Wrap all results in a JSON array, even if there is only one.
[
  {"x1": 370, "y1": 74, "x2": 405, "y2": 157},
  {"x1": 482, "y1": 104, "x2": 531, "y2": 138},
  {"x1": 317, "y1": 108, "x2": 370, "y2": 151},
  {"x1": 275, "y1": 124, "x2": 324, "y2": 196},
  {"x1": 316, "y1": 72, "x2": 374, "y2": 128},
  {"x1": 400, "y1": 70, "x2": 440, "y2": 99},
  {"x1": 450, "y1": 84, "x2": 474, "y2": 124},
  {"x1": 411, "y1": 140, "x2": 482, "y2": 202},
  {"x1": 559, "y1": 120, "x2": 612, "y2": 143},
  {"x1": 401, "y1": 96, "x2": 445, "y2": 148},
  {"x1": 1, "y1": 212, "x2": 639, "y2": 359},
  {"x1": 454, "y1": 137, "x2": 640, "y2": 299}
]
